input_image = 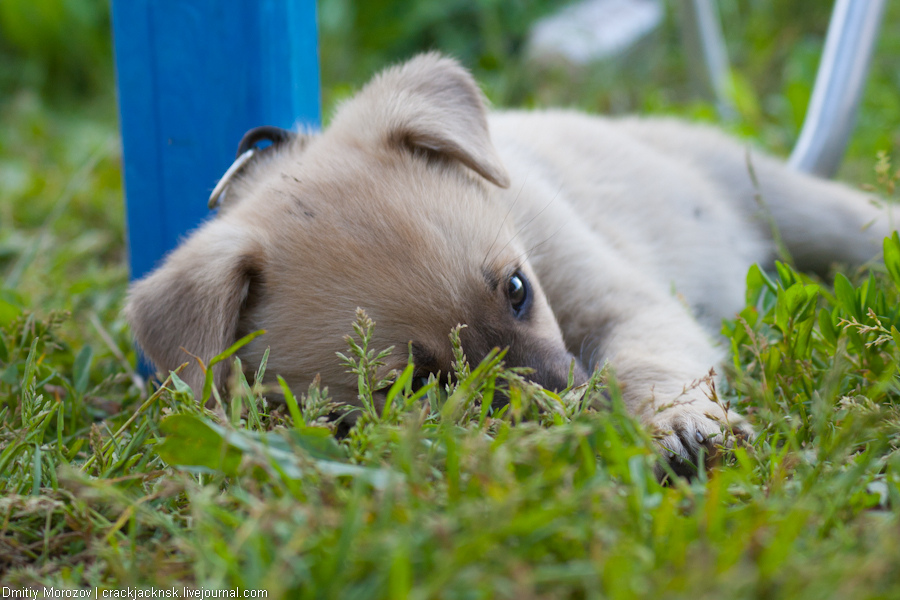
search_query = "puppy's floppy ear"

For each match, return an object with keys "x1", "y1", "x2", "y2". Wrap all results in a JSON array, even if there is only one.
[
  {"x1": 125, "y1": 221, "x2": 263, "y2": 395},
  {"x1": 345, "y1": 52, "x2": 511, "y2": 188}
]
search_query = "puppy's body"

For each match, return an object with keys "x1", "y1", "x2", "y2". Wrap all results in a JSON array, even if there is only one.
[
  {"x1": 487, "y1": 110, "x2": 886, "y2": 445},
  {"x1": 127, "y1": 54, "x2": 889, "y2": 469}
]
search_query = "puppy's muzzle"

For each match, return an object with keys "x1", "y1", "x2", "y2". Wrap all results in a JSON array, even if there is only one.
[
  {"x1": 503, "y1": 341, "x2": 589, "y2": 393},
  {"x1": 526, "y1": 353, "x2": 589, "y2": 392}
]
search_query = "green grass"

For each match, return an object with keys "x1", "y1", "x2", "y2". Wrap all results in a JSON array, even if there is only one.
[{"x1": 3, "y1": 0, "x2": 900, "y2": 596}]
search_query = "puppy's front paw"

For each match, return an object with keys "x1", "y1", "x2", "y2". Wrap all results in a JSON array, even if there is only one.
[{"x1": 647, "y1": 396, "x2": 752, "y2": 480}]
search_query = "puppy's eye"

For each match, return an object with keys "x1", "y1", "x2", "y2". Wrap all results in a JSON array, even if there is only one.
[{"x1": 507, "y1": 270, "x2": 530, "y2": 318}]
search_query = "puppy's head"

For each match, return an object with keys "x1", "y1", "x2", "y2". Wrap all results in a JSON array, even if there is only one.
[{"x1": 126, "y1": 53, "x2": 586, "y2": 404}]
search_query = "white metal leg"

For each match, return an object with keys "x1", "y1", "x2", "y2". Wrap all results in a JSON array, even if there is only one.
[{"x1": 788, "y1": 0, "x2": 885, "y2": 177}]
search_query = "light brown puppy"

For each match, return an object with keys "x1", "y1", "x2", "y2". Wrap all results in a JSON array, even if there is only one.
[{"x1": 126, "y1": 53, "x2": 889, "y2": 471}]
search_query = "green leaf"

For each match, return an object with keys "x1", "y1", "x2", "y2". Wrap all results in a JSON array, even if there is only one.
[
  {"x1": 442, "y1": 347, "x2": 506, "y2": 421},
  {"x1": 859, "y1": 273, "x2": 875, "y2": 314},
  {"x1": 818, "y1": 308, "x2": 837, "y2": 345},
  {"x1": 0, "y1": 289, "x2": 24, "y2": 328},
  {"x1": 775, "y1": 284, "x2": 805, "y2": 332},
  {"x1": 278, "y1": 375, "x2": 305, "y2": 429},
  {"x1": 834, "y1": 273, "x2": 860, "y2": 321},
  {"x1": 389, "y1": 539, "x2": 412, "y2": 600},
  {"x1": 169, "y1": 371, "x2": 194, "y2": 397},
  {"x1": 884, "y1": 232, "x2": 900, "y2": 290},
  {"x1": 286, "y1": 426, "x2": 347, "y2": 461},
  {"x1": 793, "y1": 316, "x2": 815, "y2": 358},
  {"x1": 0, "y1": 298, "x2": 22, "y2": 329},
  {"x1": 383, "y1": 361, "x2": 414, "y2": 417},
  {"x1": 31, "y1": 444, "x2": 42, "y2": 495},
  {"x1": 254, "y1": 346, "x2": 270, "y2": 385},
  {"x1": 799, "y1": 285, "x2": 820, "y2": 321},
  {"x1": 774, "y1": 260, "x2": 796, "y2": 289},
  {"x1": 73, "y1": 345, "x2": 93, "y2": 396},
  {"x1": 157, "y1": 413, "x2": 395, "y2": 488},
  {"x1": 746, "y1": 264, "x2": 777, "y2": 305},
  {"x1": 201, "y1": 329, "x2": 266, "y2": 404},
  {"x1": 156, "y1": 414, "x2": 243, "y2": 475},
  {"x1": 764, "y1": 345, "x2": 782, "y2": 382}
]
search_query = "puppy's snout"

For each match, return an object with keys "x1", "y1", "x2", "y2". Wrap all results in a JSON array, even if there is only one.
[{"x1": 519, "y1": 350, "x2": 588, "y2": 392}]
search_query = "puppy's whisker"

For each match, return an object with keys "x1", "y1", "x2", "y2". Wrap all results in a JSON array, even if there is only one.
[
  {"x1": 574, "y1": 333, "x2": 603, "y2": 377},
  {"x1": 483, "y1": 175, "x2": 529, "y2": 269},
  {"x1": 501, "y1": 221, "x2": 566, "y2": 273},
  {"x1": 579, "y1": 335, "x2": 590, "y2": 367},
  {"x1": 489, "y1": 185, "x2": 562, "y2": 267}
]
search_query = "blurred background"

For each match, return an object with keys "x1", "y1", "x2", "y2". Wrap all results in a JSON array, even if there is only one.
[{"x1": 0, "y1": 0, "x2": 898, "y2": 382}]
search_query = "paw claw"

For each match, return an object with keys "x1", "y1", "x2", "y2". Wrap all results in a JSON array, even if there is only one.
[{"x1": 648, "y1": 396, "x2": 753, "y2": 481}]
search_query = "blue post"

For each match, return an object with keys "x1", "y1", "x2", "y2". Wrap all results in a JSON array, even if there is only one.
[{"x1": 111, "y1": 0, "x2": 321, "y2": 282}]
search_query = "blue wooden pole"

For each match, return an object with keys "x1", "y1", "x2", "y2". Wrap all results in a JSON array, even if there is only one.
[{"x1": 111, "y1": 0, "x2": 321, "y2": 282}]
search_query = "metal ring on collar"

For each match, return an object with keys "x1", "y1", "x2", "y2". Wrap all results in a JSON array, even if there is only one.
[{"x1": 208, "y1": 148, "x2": 256, "y2": 210}]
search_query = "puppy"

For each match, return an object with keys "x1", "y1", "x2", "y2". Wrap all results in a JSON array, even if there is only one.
[{"x1": 126, "y1": 53, "x2": 889, "y2": 471}]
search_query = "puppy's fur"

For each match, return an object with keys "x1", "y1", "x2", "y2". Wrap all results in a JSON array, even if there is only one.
[{"x1": 126, "y1": 53, "x2": 890, "y2": 469}]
